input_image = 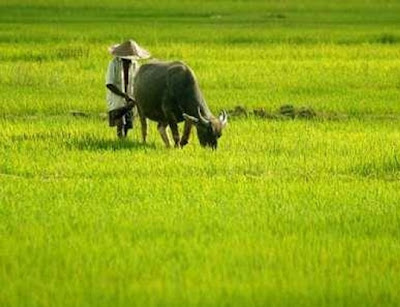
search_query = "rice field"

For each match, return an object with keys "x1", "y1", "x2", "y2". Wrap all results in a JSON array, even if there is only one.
[{"x1": 1, "y1": 1, "x2": 400, "y2": 306}]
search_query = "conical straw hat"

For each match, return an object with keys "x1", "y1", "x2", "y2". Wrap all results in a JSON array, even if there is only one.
[{"x1": 109, "y1": 40, "x2": 151, "y2": 60}]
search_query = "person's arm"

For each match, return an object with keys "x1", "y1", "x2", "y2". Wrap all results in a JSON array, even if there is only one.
[
  {"x1": 105, "y1": 59, "x2": 135, "y2": 103},
  {"x1": 106, "y1": 84, "x2": 135, "y2": 102}
]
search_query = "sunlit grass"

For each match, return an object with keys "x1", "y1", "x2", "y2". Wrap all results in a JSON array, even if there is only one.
[
  {"x1": 1, "y1": 117, "x2": 400, "y2": 306},
  {"x1": 1, "y1": 1, "x2": 400, "y2": 306},
  {"x1": 1, "y1": 43, "x2": 400, "y2": 116}
]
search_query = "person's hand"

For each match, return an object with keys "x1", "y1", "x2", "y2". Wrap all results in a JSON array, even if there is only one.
[{"x1": 124, "y1": 94, "x2": 134, "y2": 103}]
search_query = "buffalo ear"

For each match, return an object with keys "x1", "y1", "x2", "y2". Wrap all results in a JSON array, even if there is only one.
[{"x1": 183, "y1": 113, "x2": 199, "y2": 124}]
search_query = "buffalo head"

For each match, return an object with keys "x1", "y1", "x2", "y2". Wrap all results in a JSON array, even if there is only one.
[{"x1": 183, "y1": 108, "x2": 228, "y2": 149}]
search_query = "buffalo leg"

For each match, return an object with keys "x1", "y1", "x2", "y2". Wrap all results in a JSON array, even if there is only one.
[
  {"x1": 164, "y1": 107, "x2": 180, "y2": 148},
  {"x1": 137, "y1": 108, "x2": 147, "y2": 143},
  {"x1": 169, "y1": 122, "x2": 180, "y2": 148},
  {"x1": 140, "y1": 117, "x2": 147, "y2": 143},
  {"x1": 157, "y1": 123, "x2": 170, "y2": 148},
  {"x1": 180, "y1": 120, "x2": 192, "y2": 147}
]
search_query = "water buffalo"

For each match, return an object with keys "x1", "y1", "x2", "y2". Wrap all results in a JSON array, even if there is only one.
[{"x1": 133, "y1": 61, "x2": 227, "y2": 149}]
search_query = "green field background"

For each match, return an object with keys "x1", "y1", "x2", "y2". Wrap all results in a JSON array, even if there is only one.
[
  {"x1": 1, "y1": 1, "x2": 400, "y2": 306},
  {"x1": 1, "y1": 0, "x2": 400, "y2": 115}
]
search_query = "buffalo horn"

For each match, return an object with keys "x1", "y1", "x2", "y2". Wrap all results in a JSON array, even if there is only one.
[{"x1": 198, "y1": 107, "x2": 210, "y2": 125}]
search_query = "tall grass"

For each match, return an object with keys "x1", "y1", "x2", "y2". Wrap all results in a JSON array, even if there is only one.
[
  {"x1": 1, "y1": 117, "x2": 400, "y2": 306},
  {"x1": 1, "y1": 1, "x2": 400, "y2": 306}
]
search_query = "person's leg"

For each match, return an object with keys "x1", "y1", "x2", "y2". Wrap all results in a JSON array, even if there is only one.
[
  {"x1": 123, "y1": 110, "x2": 133, "y2": 137},
  {"x1": 110, "y1": 103, "x2": 135, "y2": 138},
  {"x1": 116, "y1": 118, "x2": 124, "y2": 138},
  {"x1": 115, "y1": 103, "x2": 134, "y2": 137},
  {"x1": 109, "y1": 110, "x2": 125, "y2": 138}
]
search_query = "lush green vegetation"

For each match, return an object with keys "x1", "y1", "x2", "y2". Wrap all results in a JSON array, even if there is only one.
[{"x1": 1, "y1": 1, "x2": 400, "y2": 306}]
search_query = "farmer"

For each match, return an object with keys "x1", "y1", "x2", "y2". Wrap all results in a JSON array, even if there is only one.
[{"x1": 105, "y1": 40, "x2": 151, "y2": 138}]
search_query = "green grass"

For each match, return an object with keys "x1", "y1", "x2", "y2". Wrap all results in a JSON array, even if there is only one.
[{"x1": 1, "y1": 1, "x2": 400, "y2": 306}]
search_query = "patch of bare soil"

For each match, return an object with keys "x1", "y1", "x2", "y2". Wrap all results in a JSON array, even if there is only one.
[{"x1": 226, "y1": 104, "x2": 347, "y2": 121}]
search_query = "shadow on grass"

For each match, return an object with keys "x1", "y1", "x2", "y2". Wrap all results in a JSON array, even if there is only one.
[{"x1": 66, "y1": 136, "x2": 157, "y2": 151}]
